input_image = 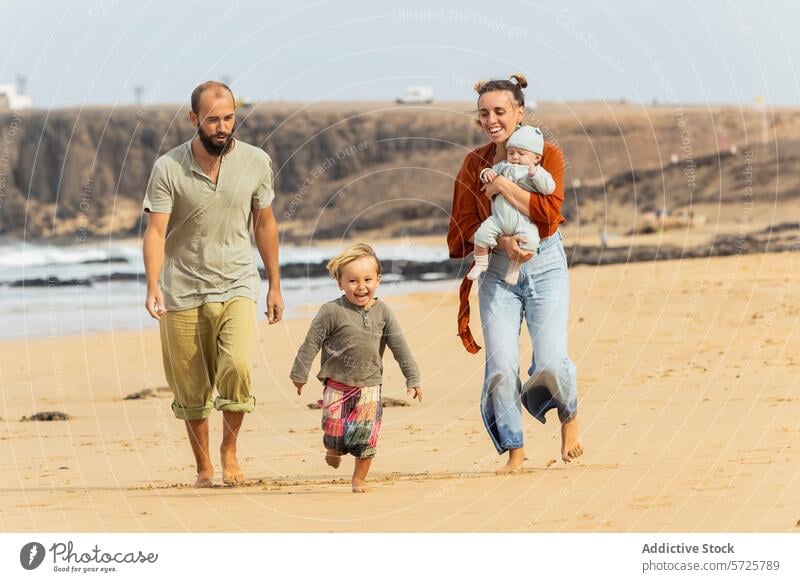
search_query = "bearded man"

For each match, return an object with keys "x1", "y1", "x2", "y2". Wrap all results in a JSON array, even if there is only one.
[{"x1": 142, "y1": 81, "x2": 283, "y2": 487}]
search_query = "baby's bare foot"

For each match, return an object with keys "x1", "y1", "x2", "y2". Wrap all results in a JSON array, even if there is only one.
[{"x1": 325, "y1": 449, "x2": 342, "y2": 469}]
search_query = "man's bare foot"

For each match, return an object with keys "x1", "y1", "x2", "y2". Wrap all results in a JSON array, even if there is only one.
[
  {"x1": 193, "y1": 468, "x2": 214, "y2": 488},
  {"x1": 220, "y1": 411, "x2": 245, "y2": 485},
  {"x1": 351, "y1": 479, "x2": 369, "y2": 493},
  {"x1": 561, "y1": 416, "x2": 584, "y2": 462},
  {"x1": 496, "y1": 447, "x2": 525, "y2": 474},
  {"x1": 185, "y1": 419, "x2": 214, "y2": 488},
  {"x1": 325, "y1": 449, "x2": 342, "y2": 469},
  {"x1": 221, "y1": 446, "x2": 245, "y2": 485}
]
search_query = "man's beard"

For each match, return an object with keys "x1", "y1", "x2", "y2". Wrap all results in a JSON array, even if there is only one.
[{"x1": 197, "y1": 124, "x2": 235, "y2": 156}]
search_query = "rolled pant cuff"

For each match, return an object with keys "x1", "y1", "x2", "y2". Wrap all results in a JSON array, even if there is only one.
[
  {"x1": 214, "y1": 395, "x2": 256, "y2": 413},
  {"x1": 172, "y1": 398, "x2": 214, "y2": 420},
  {"x1": 558, "y1": 408, "x2": 578, "y2": 424}
]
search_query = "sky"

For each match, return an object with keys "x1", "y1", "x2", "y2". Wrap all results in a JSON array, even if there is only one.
[{"x1": 1, "y1": 0, "x2": 798, "y2": 109}]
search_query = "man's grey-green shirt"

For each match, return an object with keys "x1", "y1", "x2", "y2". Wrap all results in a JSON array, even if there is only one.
[
  {"x1": 143, "y1": 139, "x2": 274, "y2": 311},
  {"x1": 290, "y1": 296, "x2": 421, "y2": 388}
]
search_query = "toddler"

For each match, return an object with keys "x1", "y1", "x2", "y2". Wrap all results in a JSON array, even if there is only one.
[{"x1": 290, "y1": 243, "x2": 422, "y2": 492}]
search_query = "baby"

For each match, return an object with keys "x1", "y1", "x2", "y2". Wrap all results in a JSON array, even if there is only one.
[
  {"x1": 290, "y1": 243, "x2": 422, "y2": 493},
  {"x1": 467, "y1": 125, "x2": 555, "y2": 285}
]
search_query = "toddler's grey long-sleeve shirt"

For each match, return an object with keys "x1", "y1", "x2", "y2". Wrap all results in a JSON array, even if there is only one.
[{"x1": 290, "y1": 296, "x2": 420, "y2": 388}]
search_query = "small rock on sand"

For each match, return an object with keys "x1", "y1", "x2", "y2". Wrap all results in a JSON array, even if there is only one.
[
  {"x1": 21, "y1": 411, "x2": 69, "y2": 422},
  {"x1": 124, "y1": 388, "x2": 156, "y2": 400},
  {"x1": 124, "y1": 387, "x2": 172, "y2": 400}
]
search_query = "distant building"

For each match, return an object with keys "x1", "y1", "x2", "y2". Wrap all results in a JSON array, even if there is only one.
[{"x1": 0, "y1": 84, "x2": 33, "y2": 110}]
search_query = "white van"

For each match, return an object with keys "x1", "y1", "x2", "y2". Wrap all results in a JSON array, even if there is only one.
[{"x1": 396, "y1": 86, "x2": 434, "y2": 104}]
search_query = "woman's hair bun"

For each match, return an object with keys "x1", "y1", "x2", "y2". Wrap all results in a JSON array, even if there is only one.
[
  {"x1": 510, "y1": 73, "x2": 528, "y2": 89},
  {"x1": 472, "y1": 74, "x2": 527, "y2": 106}
]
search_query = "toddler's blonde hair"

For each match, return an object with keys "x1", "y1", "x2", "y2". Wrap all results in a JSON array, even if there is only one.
[{"x1": 326, "y1": 243, "x2": 382, "y2": 280}]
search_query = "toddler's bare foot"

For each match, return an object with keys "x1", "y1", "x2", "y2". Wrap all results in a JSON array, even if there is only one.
[
  {"x1": 221, "y1": 445, "x2": 245, "y2": 485},
  {"x1": 561, "y1": 416, "x2": 584, "y2": 462},
  {"x1": 193, "y1": 467, "x2": 214, "y2": 488},
  {"x1": 495, "y1": 447, "x2": 525, "y2": 474},
  {"x1": 325, "y1": 449, "x2": 342, "y2": 469},
  {"x1": 352, "y1": 457, "x2": 372, "y2": 492},
  {"x1": 351, "y1": 479, "x2": 369, "y2": 493}
]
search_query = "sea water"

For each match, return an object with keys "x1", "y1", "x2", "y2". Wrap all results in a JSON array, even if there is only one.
[{"x1": 0, "y1": 240, "x2": 457, "y2": 340}]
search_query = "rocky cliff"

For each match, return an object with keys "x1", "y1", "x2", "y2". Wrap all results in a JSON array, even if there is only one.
[{"x1": 1, "y1": 101, "x2": 795, "y2": 241}]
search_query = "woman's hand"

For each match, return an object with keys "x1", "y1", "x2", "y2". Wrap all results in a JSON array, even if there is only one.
[
  {"x1": 481, "y1": 174, "x2": 511, "y2": 200},
  {"x1": 496, "y1": 234, "x2": 534, "y2": 263},
  {"x1": 483, "y1": 175, "x2": 533, "y2": 219}
]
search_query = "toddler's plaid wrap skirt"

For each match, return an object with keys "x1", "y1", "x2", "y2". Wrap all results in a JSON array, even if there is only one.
[{"x1": 321, "y1": 379, "x2": 382, "y2": 458}]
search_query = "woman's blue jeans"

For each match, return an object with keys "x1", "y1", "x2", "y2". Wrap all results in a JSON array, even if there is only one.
[{"x1": 477, "y1": 231, "x2": 578, "y2": 453}]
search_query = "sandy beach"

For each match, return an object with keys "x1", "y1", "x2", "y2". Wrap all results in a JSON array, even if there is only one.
[{"x1": 1, "y1": 251, "x2": 798, "y2": 533}]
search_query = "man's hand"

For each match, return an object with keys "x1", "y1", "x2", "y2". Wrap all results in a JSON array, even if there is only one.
[
  {"x1": 145, "y1": 286, "x2": 167, "y2": 320},
  {"x1": 497, "y1": 234, "x2": 534, "y2": 263},
  {"x1": 265, "y1": 287, "x2": 284, "y2": 324},
  {"x1": 406, "y1": 386, "x2": 423, "y2": 403},
  {"x1": 293, "y1": 380, "x2": 304, "y2": 395}
]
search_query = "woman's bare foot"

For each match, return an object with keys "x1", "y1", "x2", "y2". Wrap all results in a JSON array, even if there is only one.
[
  {"x1": 193, "y1": 467, "x2": 214, "y2": 488},
  {"x1": 221, "y1": 445, "x2": 245, "y2": 485},
  {"x1": 325, "y1": 449, "x2": 342, "y2": 469},
  {"x1": 496, "y1": 447, "x2": 525, "y2": 474},
  {"x1": 352, "y1": 457, "x2": 372, "y2": 493},
  {"x1": 561, "y1": 416, "x2": 584, "y2": 462}
]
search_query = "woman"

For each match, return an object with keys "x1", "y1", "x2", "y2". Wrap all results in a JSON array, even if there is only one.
[{"x1": 447, "y1": 74, "x2": 583, "y2": 473}]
